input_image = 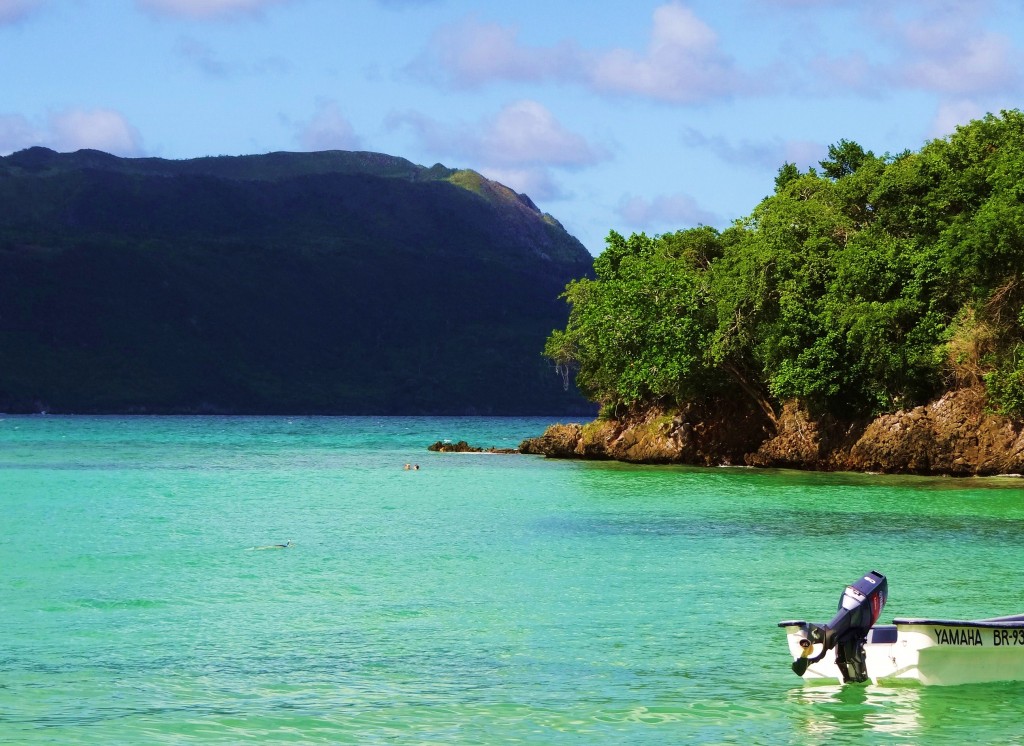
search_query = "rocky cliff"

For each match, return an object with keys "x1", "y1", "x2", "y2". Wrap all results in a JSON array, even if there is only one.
[{"x1": 521, "y1": 387, "x2": 1024, "y2": 476}]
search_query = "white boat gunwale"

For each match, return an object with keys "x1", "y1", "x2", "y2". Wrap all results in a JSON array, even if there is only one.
[
  {"x1": 780, "y1": 614, "x2": 1024, "y2": 630},
  {"x1": 779, "y1": 614, "x2": 1024, "y2": 686},
  {"x1": 891, "y1": 614, "x2": 1024, "y2": 627}
]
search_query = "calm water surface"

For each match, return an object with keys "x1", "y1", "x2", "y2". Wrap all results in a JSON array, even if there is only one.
[{"x1": 2, "y1": 415, "x2": 1023, "y2": 744}]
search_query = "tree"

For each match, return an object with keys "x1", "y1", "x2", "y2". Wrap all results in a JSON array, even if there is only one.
[
  {"x1": 547, "y1": 230, "x2": 717, "y2": 408},
  {"x1": 549, "y1": 109, "x2": 1024, "y2": 421},
  {"x1": 819, "y1": 139, "x2": 874, "y2": 179},
  {"x1": 774, "y1": 162, "x2": 801, "y2": 192}
]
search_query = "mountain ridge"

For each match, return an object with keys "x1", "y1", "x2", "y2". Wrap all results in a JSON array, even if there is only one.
[
  {"x1": 1, "y1": 146, "x2": 585, "y2": 265},
  {"x1": 0, "y1": 147, "x2": 596, "y2": 415}
]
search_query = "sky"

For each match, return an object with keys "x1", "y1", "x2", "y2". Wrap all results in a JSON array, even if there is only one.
[{"x1": 2, "y1": 0, "x2": 1023, "y2": 255}]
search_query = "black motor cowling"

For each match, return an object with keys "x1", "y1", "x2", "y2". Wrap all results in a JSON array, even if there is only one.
[{"x1": 791, "y1": 570, "x2": 888, "y2": 683}]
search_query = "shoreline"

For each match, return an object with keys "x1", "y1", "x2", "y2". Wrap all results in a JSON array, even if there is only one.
[{"x1": 518, "y1": 387, "x2": 1024, "y2": 478}]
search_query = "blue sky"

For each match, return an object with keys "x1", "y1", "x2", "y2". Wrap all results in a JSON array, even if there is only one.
[{"x1": 2, "y1": 0, "x2": 1022, "y2": 254}]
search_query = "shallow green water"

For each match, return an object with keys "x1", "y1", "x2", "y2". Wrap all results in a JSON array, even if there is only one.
[{"x1": 2, "y1": 415, "x2": 1023, "y2": 744}]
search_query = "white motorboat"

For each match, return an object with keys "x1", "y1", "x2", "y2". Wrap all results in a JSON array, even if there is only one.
[{"x1": 780, "y1": 571, "x2": 1024, "y2": 686}]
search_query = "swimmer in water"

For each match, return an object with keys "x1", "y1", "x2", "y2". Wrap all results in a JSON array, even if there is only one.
[{"x1": 252, "y1": 540, "x2": 292, "y2": 550}]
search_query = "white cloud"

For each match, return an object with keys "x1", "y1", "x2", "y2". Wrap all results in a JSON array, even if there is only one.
[
  {"x1": 752, "y1": 0, "x2": 862, "y2": 8},
  {"x1": 416, "y1": 17, "x2": 580, "y2": 88},
  {"x1": 0, "y1": 108, "x2": 143, "y2": 156},
  {"x1": 782, "y1": 139, "x2": 828, "y2": 169},
  {"x1": 48, "y1": 109, "x2": 145, "y2": 155},
  {"x1": 681, "y1": 128, "x2": 825, "y2": 172},
  {"x1": 617, "y1": 192, "x2": 719, "y2": 229},
  {"x1": 807, "y1": 51, "x2": 875, "y2": 94},
  {"x1": 807, "y1": 4, "x2": 1023, "y2": 98},
  {"x1": 174, "y1": 36, "x2": 230, "y2": 75},
  {"x1": 589, "y1": 3, "x2": 745, "y2": 102},
  {"x1": 391, "y1": 100, "x2": 605, "y2": 170},
  {"x1": 0, "y1": 113, "x2": 44, "y2": 154},
  {"x1": 419, "y1": 3, "x2": 747, "y2": 103},
  {"x1": 477, "y1": 166, "x2": 562, "y2": 201},
  {"x1": 172, "y1": 35, "x2": 290, "y2": 77},
  {"x1": 0, "y1": 0, "x2": 41, "y2": 25},
  {"x1": 929, "y1": 99, "x2": 986, "y2": 139},
  {"x1": 388, "y1": 100, "x2": 606, "y2": 204},
  {"x1": 898, "y1": 30, "x2": 1019, "y2": 96},
  {"x1": 297, "y1": 101, "x2": 361, "y2": 151},
  {"x1": 477, "y1": 100, "x2": 604, "y2": 167},
  {"x1": 135, "y1": 0, "x2": 295, "y2": 20}
]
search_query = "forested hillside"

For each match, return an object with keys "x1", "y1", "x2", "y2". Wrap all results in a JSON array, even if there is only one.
[
  {"x1": 0, "y1": 147, "x2": 595, "y2": 415},
  {"x1": 547, "y1": 111, "x2": 1024, "y2": 428}
]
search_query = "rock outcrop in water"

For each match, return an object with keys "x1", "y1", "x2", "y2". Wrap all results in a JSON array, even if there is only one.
[
  {"x1": 521, "y1": 387, "x2": 1024, "y2": 476},
  {"x1": 427, "y1": 440, "x2": 518, "y2": 454}
]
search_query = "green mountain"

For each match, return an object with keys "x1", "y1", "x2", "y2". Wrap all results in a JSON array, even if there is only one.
[{"x1": 0, "y1": 147, "x2": 596, "y2": 415}]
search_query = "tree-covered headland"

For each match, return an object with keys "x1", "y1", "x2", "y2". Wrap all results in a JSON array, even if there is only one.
[{"x1": 546, "y1": 111, "x2": 1024, "y2": 429}]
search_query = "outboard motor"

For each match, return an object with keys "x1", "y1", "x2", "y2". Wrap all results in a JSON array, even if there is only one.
[{"x1": 791, "y1": 570, "x2": 887, "y2": 683}]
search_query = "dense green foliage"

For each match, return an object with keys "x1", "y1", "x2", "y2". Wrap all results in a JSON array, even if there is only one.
[
  {"x1": 545, "y1": 228, "x2": 723, "y2": 411},
  {"x1": 0, "y1": 147, "x2": 596, "y2": 414},
  {"x1": 549, "y1": 110, "x2": 1024, "y2": 420}
]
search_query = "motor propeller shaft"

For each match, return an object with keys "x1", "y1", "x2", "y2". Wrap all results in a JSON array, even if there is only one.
[{"x1": 787, "y1": 571, "x2": 888, "y2": 683}]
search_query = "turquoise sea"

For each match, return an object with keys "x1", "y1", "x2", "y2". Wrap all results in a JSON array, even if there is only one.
[{"x1": 2, "y1": 415, "x2": 1024, "y2": 745}]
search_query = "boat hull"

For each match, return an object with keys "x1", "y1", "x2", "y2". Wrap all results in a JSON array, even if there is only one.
[{"x1": 780, "y1": 616, "x2": 1024, "y2": 686}]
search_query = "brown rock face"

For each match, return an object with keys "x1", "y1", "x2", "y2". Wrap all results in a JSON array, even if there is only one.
[
  {"x1": 427, "y1": 440, "x2": 518, "y2": 454},
  {"x1": 523, "y1": 388, "x2": 1024, "y2": 476},
  {"x1": 519, "y1": 397, "x2": 772, "y2": 465},
  {"x1": 518, "y1": 423, "x2": 587, "y2": 458},
  {"x1": 746, "y1": 401, "x2": 830, "y2": 468},
  {"x1": 846, "y1": 388, "x2": 1024, "y2": 475}
]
